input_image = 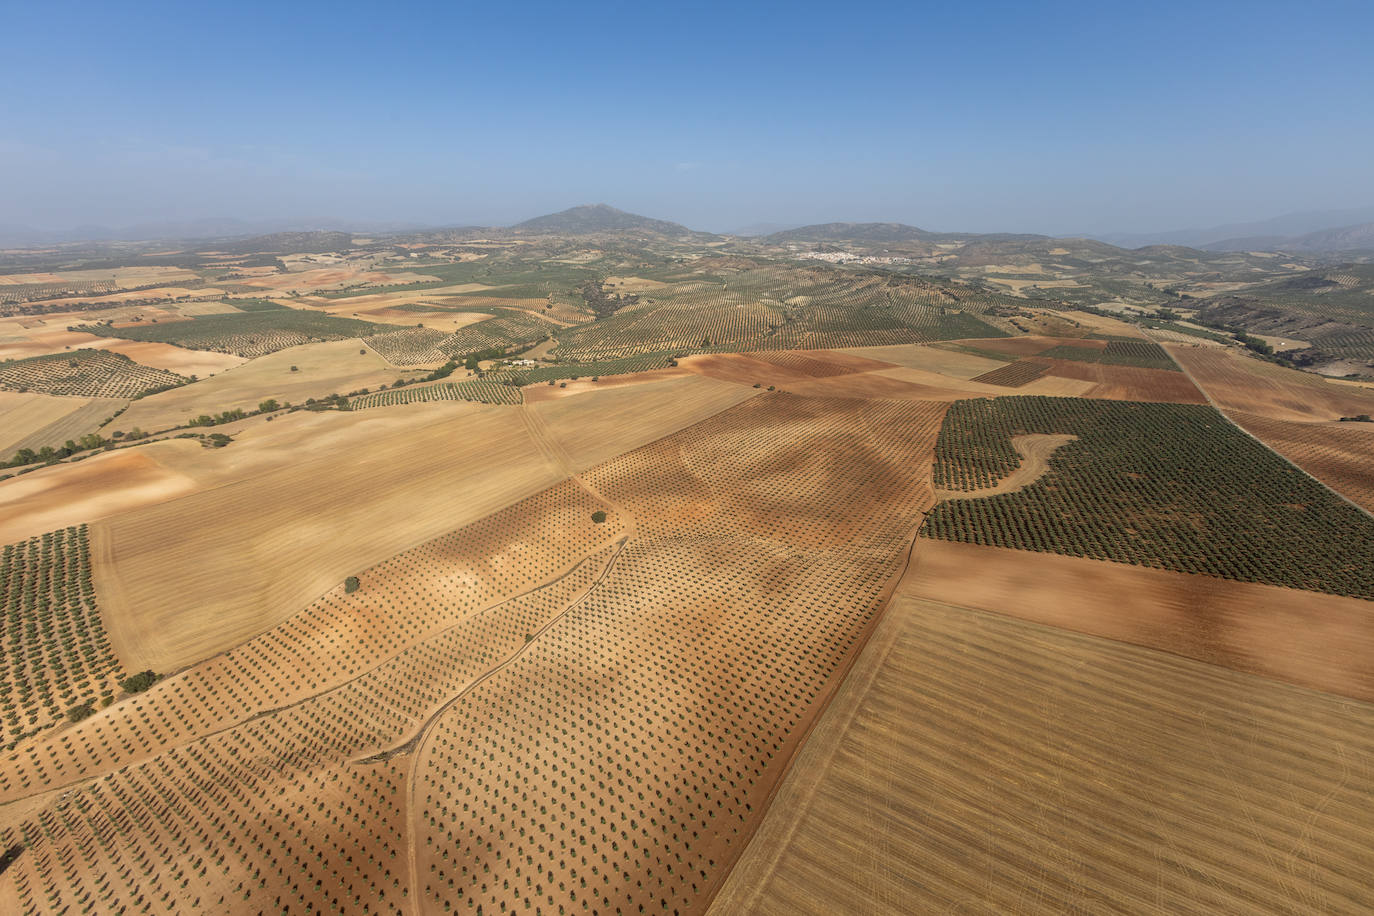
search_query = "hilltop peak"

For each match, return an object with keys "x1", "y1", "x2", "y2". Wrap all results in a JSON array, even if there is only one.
[{"x1": 510, "y1": 204, "x2": 697, "y2": 236}]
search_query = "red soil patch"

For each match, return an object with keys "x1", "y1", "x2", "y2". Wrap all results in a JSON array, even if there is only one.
[
  {"x1": 1229, "y1": 411, "x2": 1374, "y2": 513},
  {"x1": 946, "y1": 336, "x2": 1092, "y2": 357},
  {"x1": 680, "y1": 350, "x2": 895, "y2": 387},
  {"x1": 1037, "y1": 358, "x2": 1207, "y2": 403},
  {"x1": 1171, "y1": 344, "x2": 1374, "y2": 422},
  {"x1": 903, "y1": 538, "x2": 1374, "y2": 701}
]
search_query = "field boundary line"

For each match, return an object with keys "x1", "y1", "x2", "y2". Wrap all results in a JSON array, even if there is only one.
[
  {"x1": 707, "y1": 520, "x2": 929, "y2": 913},
  {"x1": 396, "y1": 535, "x2": 634, "y2": 915},
  {"x1": 1158, "y1": 338, "x2": 1374, "y2": 522}
]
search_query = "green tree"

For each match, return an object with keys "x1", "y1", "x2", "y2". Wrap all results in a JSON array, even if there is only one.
[
  {"x1": 259, "y1": 398, "x2": 279, "y2": 413},
  {"x1": 120, "y1": 671, "x2": 162, "y2": 694},
  {"x1": 344, "y1": 576, "x2": 361, "y2": 593}
]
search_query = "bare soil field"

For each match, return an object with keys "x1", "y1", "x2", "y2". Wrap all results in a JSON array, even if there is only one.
[
  {"x1": 105, "y1": 337, "x2": 400, "y2": 433},
  {"x1": 91, "y1": 403, "x2": 563, "y2": 672},
  {"x1": 902, "y1": 538, "x2": 1374, "y2": 700},
  {"x1": 680, "y1": 350, "x2": 893, "y2": 388},
  {"x1": 239, "y1": 267, "x2": 437, "y2": 294},
  {"x1": 839, "y1": 342, "x2": 1009, "y2": 377},
  {"x1": 520, "y1": 365, "x2": 695, "y2": 402},
  {"x1": 711, "y1": 593, "x2": 1374, "y2": 915},
  {"x1": 937, "y1": 335, "x2": 1086, "y2": 358},
  {"x1": 1229, "y1": 410, "x2": 1374, "y2": 513},
  {"x1": 532, "y1": 372, "x2": 758, "y2": 469},
  {"x1": 0, "y1": 443, "x2": 207, "y2": 544},
  {"x1": 777, "y1": 364, "x2": 1095, "y2": 401},
  {"x1": 0, "y1": 392, "x2": 117, "y2": 457},
  {"x1": 1037, "y1": 357, "x2": 1206, "y2": 403},
  {"x1": 1170, "y1": 344, "x2": 1374, "y2": 421}
]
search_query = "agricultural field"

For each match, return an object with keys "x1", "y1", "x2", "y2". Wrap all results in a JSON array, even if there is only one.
[
  {"x1": 79, "y1": 308, "x2": 386, "y2": 358},
  {"x1": 0, "y1": 526, "x2": 125, "y2": 749},
  {"x1": 2, "y1": 223, "x2": 1373, "y2": 915},
  {"x1": 1036, "y1": 338, "x2": 1179, "y2": 370},
  {"x1": 926, "y1": 396, "x2": 1374, "y2": 597},
  {"x1": 361, "y1": 325, "x2": 449, "y2": 365},
  {"x1": 0, "y1": 393, "x2": 950, "y2": 914},
  {"x1": 712, "y1": 593, "x2": 1374, "y2": 915},
  {"x1": 0, "y1": 349, "x2": 185, "y2": 399},
  {"x1": 0, "y1": 393, "x2": 126, "y2": 461},
  {"x1": 1170, "y1": 343, "x2": 1374, "y2": 421},
  {"x1": 1227, "y1": 410, "x2": 1374, "y2": 514},
  {"x1": 350, "y1": 378, "x2": 523, "y2": 409},
  {"x1": 968, "y1": 358, "x2": 1048, "y2": 387},
  {"x1": 107, "y1": 337, "x2": 404, "y2": 433}
]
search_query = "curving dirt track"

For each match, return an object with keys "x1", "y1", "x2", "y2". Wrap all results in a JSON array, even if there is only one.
[{"x1": 934, "y1": 433, "x2": 1076, "y2": 501}]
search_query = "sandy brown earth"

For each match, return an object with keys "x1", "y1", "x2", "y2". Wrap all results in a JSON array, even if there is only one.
[
  {"x1": 91, "y1": 403, "x2": 563, "y2": 671},
  {"x1": 1171, "y1": 344, "x2": 1374, "y2": 422},
  {"x1": 838, "y1": 342, "x2": 1008, "y2": 377},
  {"x1": 520, "y1": 365, "x2": 696, "y2": 402},
  {"x1": 0, "y1": 392, "x2": 109, "y2": 457},
  {"x1": 0, "y1": 395, "x2": 127, "y2": 460},
  {"x1": 710, "y1": 593, "x2": 1374, "y2": 915},
  {"x1": 903, "y1": 538, "x2": 1374, "y2": 701},
  {"x1": 679, "y1": 349, "x2": 894, "y2": 387},
  {"x1": 0, "y1": 393, "x2": 951, "y2": 916},
  {"x1": 105, "y1": 337, "x2": 401, "y2": 433},
  {"x1": 1228, "y1": 410, "x2": 1374, "y2": 513},
  {"x1": 934, "y1": 433, "x2": 1075, "y2": 500},
  {"x1": 1036, "y1": 357, "x2": 1207, "y2": 403},
  {"x1": 239, "y1": 267, "x2": 436, "y2": 294},
  {"x1": 531, "y1": 372, "x2": 758, "y2": 469},
  {"x1": 0, "y1": 445, "x2": 202, "y2": 546}
]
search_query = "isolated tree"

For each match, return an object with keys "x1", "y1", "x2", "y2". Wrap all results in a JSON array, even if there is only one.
[
  {"x1": 120, "y1": 671, "x2": 161, "y2": 694},
  {"x1": 591, "y1": 511, "x2": 607, "y2": 524},
  {"x1": 345, "y1": 576, "x2": 361, "y2": 594}
]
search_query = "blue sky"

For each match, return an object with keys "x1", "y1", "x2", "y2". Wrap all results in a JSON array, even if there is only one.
[{"x1": 3, "y1": 0, "x2": 1372, "y2": 235}]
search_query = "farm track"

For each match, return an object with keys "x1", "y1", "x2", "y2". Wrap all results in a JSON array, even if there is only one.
[{"x1": 933, "y1": 433, "x2": 1075, "y2": 502}]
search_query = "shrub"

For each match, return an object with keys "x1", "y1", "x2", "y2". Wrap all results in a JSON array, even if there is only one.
[
  {"x1": 66, "y1": 702, "x2": 95, "y2": 723},
  {"x1": 345, "y1": 576, "x2": 361, "y2": 594},
  {"x1": 120, "y1": 670, "x2": 162, "y2": 694}
]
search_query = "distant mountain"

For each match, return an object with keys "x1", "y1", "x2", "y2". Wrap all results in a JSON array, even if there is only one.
[
  {"x1": 509, "y1": 204, "x2": 696, "y2": 236},
  {"x1": 763, "y1": 222, "x2": 943, "y2": 244},
  {"x1": 1097, "y1": 206, "x2": 1374, "y2": 250},
  {"x1": 0, "y1": 217, "x2": 436, "y2": 249},
  {"x1": 1202, "y1": 222, "x2": 1374, "y2": 254},
  {"x1": 723, "y1": 222, "x2": 802, "y2": 237},
  {"x1": 212, "y1": 230, "x2": 358, "y2": 255}
]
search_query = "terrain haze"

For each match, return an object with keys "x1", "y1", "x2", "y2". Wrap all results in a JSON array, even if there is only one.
[{"x1": 3, "y1": 0, "x2": 1372, "y2": 240}]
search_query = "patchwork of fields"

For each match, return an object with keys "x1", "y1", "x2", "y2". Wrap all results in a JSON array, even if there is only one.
[{"x1": 1, "y1": 233, "x2": 1371, "y2": 915}]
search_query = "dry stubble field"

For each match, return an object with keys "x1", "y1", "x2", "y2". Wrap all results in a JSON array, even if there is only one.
[{"x1": 712, "y1": 591, "x2": 1374, "y2": 915}]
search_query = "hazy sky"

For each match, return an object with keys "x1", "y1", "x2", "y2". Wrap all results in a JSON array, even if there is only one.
[{"x1": 4, "y1": 0, "x2": 1372, "y2": 235}]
